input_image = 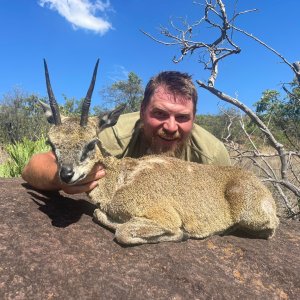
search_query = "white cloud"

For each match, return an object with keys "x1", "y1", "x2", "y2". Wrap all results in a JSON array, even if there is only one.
[
  {"x1": 108, "y1": 65, "x2": 129, "y2": 82},
  {"x1": 38, "y1": 0, "x2": 113, "y2": 35}
]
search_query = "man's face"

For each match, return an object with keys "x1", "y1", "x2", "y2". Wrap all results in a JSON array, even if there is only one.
[{"x1": 141, "y1": 85, "x2": 195, "y2": 154}]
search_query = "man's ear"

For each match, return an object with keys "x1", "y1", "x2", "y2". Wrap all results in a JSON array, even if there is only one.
[
  {"x1": 38, "y1": 100, "x2": 55, "y2": 124},
  {"x1": 140, "y1": 101, "x2": 149, "y2": 121},
  {"x1": 98, "y1": 104, "x2": 126, "y2": 132}
]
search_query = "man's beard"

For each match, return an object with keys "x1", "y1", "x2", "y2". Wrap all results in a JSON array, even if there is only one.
[{"x1": 141, "y1": 126, "x2": 190, "y2": 158}]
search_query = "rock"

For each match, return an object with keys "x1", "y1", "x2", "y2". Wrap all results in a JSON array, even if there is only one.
[{"x1": 0, "y1": 178, "x2": 299, "y2": 299}]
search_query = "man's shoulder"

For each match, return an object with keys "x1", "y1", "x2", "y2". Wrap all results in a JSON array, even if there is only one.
[
  {"x1": 98, "y1": 111, "x2": 140, "y2": 156},
  {"x1": 191, "y1": 123, "x2": 222, "y2": 144},
  {"x1": 190, "y1": 123, "x2": 231, "y2": 165},
  {"x1": 112, "y1": 112, "x2": 140, "y2": 139}
]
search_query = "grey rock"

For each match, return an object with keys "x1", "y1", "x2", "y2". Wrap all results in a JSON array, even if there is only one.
[{"x1": 0, "y1": 178, "x2": 299, "y2": 299}]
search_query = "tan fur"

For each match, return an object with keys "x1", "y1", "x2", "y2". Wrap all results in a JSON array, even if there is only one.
[{"x1": 48, "y1": 116, "x2": 279, "y2": 245}]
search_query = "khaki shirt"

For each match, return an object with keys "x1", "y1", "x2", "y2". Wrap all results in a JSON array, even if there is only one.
[{"x1": 99, "y1": 111, "x2": 231, "y2": 166}]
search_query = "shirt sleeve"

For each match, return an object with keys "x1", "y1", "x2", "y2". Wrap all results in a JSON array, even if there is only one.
[
  {"x1": 190, "y1": 123, "x2": 231, "y2": 166},
  {"x1": 211, "y1": 140, "x2": 231, "y2": 166}
]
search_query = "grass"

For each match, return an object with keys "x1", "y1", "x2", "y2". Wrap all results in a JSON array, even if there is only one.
[
  {"x1": 230, "y1": 146, "x2": 300, "y2": 217},
  {"x1": 0, "y1": 136, "x2": 50, "y2": 178}
]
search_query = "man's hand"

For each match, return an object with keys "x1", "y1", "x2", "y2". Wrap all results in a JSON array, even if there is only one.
[
  {"x1": 22, "y1": 151, "x2": 106, "y2": 194},
  {"x1": 60, "y1": 163, "x2": 105, "y2": 194}
]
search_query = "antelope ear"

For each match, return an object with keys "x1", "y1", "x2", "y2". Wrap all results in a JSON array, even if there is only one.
[
  {"x1": 98, "y1": 104, "x2": 126, "y2": 132},
  {"x1": 38, "y1": 100, "x2": 55, "y2": 124}
]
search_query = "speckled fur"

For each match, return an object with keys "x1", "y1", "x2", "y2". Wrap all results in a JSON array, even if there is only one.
[{"x1": 48, "y1": 116, "x2": 279, "y2": 245}]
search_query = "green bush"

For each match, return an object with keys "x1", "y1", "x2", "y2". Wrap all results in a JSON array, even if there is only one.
[
  {"x1": 0, "y1": 137, "x2": 50, "y2": 178},
  {"x1": 0, "y1": 90, "x2": 50, "y2": 145}
]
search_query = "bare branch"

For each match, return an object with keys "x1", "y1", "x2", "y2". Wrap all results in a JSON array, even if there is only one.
[
  {"x1": 196, "y1": 80, "x2": 283, "y2": 149},
  {"x1": 292, "y1": 61, "x2": 300, "y2": 83},
  {"x1": 143, "y1": 0, "x2": 300, "y2": 216},
  {"x1": 197, "y1": 80, "x2": 300, "y2": 204},
  {"x1": 231, "y1": 25, "x2": 297, "y2": 73},
  {"x1": 140, "y1": 29, "x2": 179, "y2": 46},
  {"x1": 229, "y1": 9, "x2": 258, "y2": 24}
]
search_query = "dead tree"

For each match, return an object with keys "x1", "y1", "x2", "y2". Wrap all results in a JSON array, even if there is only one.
[{"x1": 142, "y1": 0, "x2": 300, "y2": 217}]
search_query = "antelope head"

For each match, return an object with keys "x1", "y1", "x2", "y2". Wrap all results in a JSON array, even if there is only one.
[{"x1": 40, "y1": 59, "x2": 125, "y2": 184}]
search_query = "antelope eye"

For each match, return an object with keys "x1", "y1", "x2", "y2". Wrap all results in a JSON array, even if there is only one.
[
  {"x1": 86, "y1": 140, "x2": 96, "y2": 151},
  {"x1": 46, "y1": 139, "x2": 56, "y2": 151},
  {"x1": 80, "y1": 140, "x2": 96, "y2": 162},
  {"x1": 46, "y1": 139, "x2": 60, "y2": 160}
]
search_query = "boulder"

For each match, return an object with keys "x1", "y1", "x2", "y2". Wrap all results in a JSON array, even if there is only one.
[{"x1": 0, "y1": 178, "x2": 299, "y2": 299}]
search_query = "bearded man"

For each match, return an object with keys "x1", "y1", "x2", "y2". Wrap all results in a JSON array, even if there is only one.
[{"x1": 22, "y1": 71, "x2": 231, "y2": 194}]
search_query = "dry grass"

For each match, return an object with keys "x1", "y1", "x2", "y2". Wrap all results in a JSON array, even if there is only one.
[
  {"x1": 229, "y1": 146, "x2": 300, "y2": 217},
  {"x1": 0, "y1": 146, "x2": 8, "y2": 165}
]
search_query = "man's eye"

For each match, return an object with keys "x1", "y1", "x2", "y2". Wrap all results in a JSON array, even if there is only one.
[
  {"x1": 176, "y1": 115, "x2": 190, "y2": 122},
  {"x1": 153, "y1": 111, "x2": 168, "y2": 119}
]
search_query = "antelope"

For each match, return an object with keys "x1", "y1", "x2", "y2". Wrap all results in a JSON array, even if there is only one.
[{"x1": 39, "y1": 59, "x2": 279, "y2": 245}]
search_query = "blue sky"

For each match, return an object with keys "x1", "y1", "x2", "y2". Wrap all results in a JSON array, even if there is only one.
[{"x1": 1, "y1": 0, "x2": 299, "y2": 114}]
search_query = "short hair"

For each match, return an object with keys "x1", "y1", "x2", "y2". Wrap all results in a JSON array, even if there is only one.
[{"x1": 141, "y1": 71, "x2": 198, "y2": 114}]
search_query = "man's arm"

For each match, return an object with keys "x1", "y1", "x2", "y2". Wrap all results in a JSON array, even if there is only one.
[{"x1": 22, "y1": 151, "x2": 105, "y2": 194}]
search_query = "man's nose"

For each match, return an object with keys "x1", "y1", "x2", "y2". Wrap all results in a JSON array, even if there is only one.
[{"x1": 163, "y1": 117, "x2": 178, "y2": 133}]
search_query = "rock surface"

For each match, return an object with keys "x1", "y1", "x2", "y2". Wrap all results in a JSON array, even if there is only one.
[{"x1": 0, "y1": 178, "x2": 299, "y2": 299}]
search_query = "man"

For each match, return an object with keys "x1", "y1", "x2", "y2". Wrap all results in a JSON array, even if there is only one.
[{"x1": 22, "y1": 71, "x2": 231, "y2": 194}]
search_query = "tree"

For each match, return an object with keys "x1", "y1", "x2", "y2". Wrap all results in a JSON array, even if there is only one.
[
  {"x1": 100, "y1": 72, "x2": 143, "y2": 113},
  {"x1": 58, "y1": 95, "x2": 86, "y2": 117},
  {"x1": 0, "y1": 89, "x2": 105, "y2": 147},
  {"x1": 196, "y1": 108, "x2": 247, "y2": 144},
  {"x1": 0, "y1": 88, "x2": 49, "y2": 144},
  {"x1": 143, "y1": 0, "x2": 300, "y2": 217},
  {"x1": 58, "y1": 95, "x2": 106, "y2": 117},
  {"x1": 255, "y1": 81, "x2": 300, "y2": 150}
]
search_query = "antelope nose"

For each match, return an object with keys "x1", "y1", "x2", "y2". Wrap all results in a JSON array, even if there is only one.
[{"x1": 60, "y1": 165, "x2": 74, "y2": 183}]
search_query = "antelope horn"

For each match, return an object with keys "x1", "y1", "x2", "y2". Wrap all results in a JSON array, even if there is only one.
[
  {"x1": 80, "y1": 59, "x2": 99, "y2": 127},
  {"x1": 43, "y1": 59, "x2": 62, "y2": 125}
]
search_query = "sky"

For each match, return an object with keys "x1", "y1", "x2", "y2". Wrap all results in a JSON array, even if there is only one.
[{"x1": 0, "y1": 0, "x2": 300, "y2": 114}]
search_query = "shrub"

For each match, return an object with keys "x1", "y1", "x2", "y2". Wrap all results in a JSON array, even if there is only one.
[{"x1": 0, "y1": 136, "x2": 50, "y2": 178}]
